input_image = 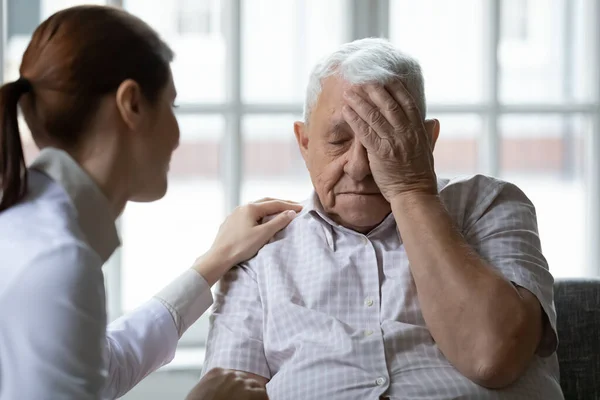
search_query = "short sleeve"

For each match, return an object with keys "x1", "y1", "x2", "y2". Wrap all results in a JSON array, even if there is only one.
[
  {"x1": 201, "y1": 262, "x2": 270, "y2": 379},
  {"x1": 463, "y1": 181, "x2": 558, "y2": 356}
]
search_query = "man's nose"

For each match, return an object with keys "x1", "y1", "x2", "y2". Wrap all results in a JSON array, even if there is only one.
[{"x1": 343, "y1": 140, "x2": 371, "y2": 181}]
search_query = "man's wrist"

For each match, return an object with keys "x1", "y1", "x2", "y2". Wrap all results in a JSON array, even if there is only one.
[{"x1": 390, "y1": 190, "x2": 440, "y2": 211}]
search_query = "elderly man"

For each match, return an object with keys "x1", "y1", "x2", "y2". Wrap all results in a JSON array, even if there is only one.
[{"x1": 201, "y1": 38, "x2": 564, "y2": 399}]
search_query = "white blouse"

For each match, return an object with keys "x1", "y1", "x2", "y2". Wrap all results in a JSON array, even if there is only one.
[{"x1": 0, "y1": 148, "x2": 212, "y2": 400}]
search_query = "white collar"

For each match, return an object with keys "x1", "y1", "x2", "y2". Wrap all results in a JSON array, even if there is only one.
[{"x1": 30, "y1": 147, "x2": 120, "y2": 262}]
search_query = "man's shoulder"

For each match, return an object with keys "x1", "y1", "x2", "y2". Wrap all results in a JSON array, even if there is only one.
[
  {"x1": 438, "y1": 173, "x2": 508, "y2": 194},
  {"x1": 438, "y1": 174, "x2": 530, "y2": 203},
  {"x1": 247, "y1": 201, "x2": 316, "y2": 266},
  {"x1": 260, "y1": 211, "x2": 313, "y2": 246},
  {"x1": 437, "y1": 174, "x2": 534, "y2": 230}
]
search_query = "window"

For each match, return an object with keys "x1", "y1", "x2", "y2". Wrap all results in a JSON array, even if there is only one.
[
  {"x1": 502, "y1": 0, "x2": 529, "y2": 40},
  {"x1": 120, "y1": 0, "x2": 349, "y2": 349},
  {"x1": 241, "y1": 114, "x2": 313, "y2": 204},
  {"x1": 499, "y1": 115, "x2": 587, "y2": 276},
  {"x1": 431, "y1": 114, "x2": 481, "y2": 176},
  {"x1": 124, "y1": 0, "x2": 226, "y2": 104},
  {"x1": 176, "y1": 0, "x2": 221, "y2": 36},
  {"x1": 389, "y1": 0, "x2": 599, "y2": 278},
  {"x1": 499, "y1": 0, "x2": 594, "y2": 103},
  {"x1": 4, "y1": 1, "x2": 600, "y2": 396},
  {"x1": 389, "y1": 0, "x2": 485, "y2": 104}
]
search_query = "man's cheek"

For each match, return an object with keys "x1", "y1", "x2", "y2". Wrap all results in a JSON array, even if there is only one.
[{"x1": 316, "y1": 158, "x2": 346, "y2": 207}]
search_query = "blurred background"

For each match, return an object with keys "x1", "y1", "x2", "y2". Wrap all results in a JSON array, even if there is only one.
[{"x1": 3, "y1": 0, "x2": 599, "y2": 398}]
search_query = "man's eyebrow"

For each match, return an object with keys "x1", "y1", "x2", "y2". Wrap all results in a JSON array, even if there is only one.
[{"x1": 329, "y1": 120, "x2": 351, "y2": 134}]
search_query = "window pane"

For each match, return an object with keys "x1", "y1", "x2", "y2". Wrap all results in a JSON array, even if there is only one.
[
  {"x1": 432, "y1": 114, "x2": 481, "y2": 176},
  {"x1": 500, "y1": 115, "x2": 586, "y2": 277},
  {"x1": 499, "y1": 0, "x2": 595, "y2": 103},
  {"x1": 241, "y1": 115, "x2": 313, "y2": 203},
  {"x1": 121, "y1": 115, "x2": 224, "y2": 312},
  {"x1": 389, "y1": 0, "x2": 484, "y2": 104},
  {"x1": 242, "y1": 0, "x2": 349, "y2": 104},
  {"x1": 125, "y1": 0, "x2": 226, "y2": 103}
]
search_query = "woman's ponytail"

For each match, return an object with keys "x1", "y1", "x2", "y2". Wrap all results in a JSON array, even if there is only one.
[{"x1": 0, "y1": 78, "x2": 32, "y2": 212}]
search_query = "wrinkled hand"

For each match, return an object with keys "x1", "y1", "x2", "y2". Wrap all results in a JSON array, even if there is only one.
[
  {"x1": 193, "y1": 198, "x2": 302, "y2": 285},
  {"x1": 341, "y1": 81, "x2": 437, "y2": 201},
  {"x1": 185, "y1": 368, "x2": 269, "y2": 400}
]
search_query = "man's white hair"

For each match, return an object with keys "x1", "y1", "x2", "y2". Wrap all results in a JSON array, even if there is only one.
[{"x1": 303, "y1": 37, "x2": 426, "y2": 123}]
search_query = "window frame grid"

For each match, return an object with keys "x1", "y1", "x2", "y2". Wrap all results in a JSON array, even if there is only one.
[{"x1": 0, "y1": 0, "x2": 598, "y2": 332}]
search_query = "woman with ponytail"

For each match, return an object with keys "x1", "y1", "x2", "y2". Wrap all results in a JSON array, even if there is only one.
[{"x1": 0, "y1": 6, "x2": 297, "y2": 400}]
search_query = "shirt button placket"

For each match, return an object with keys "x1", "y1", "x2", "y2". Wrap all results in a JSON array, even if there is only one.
[{"x1": 363, "y1": 236, "x2": 389, "y2": 395}]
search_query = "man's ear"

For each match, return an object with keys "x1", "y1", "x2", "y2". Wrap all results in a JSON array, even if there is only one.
[
  {"x1": 424, "y1": 119, "x2": 440, "y2": 150},
  {"x1": 294, "y1": 121, "x2": 310, "y2": 161},
  {"x1": 115, "y1": 79, "x2": 144, "y2": 132}
]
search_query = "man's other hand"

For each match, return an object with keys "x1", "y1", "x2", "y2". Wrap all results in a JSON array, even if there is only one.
[{"x1": 186, "y1": 368, "x2": 269, "y2": 400}]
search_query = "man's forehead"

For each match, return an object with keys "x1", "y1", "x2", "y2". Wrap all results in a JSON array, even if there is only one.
[
  {"x1": 313, "y1": 76, "x2": 351, "y2": 118},
  {"x1": 313, "y1": 77, "x2": 368, "y2": 125},
  {"x1": 320, "y1": 75, "x2": 358, "y2": 96}
]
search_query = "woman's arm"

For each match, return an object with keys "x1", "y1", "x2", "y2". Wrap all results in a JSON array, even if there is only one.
[{"x1": 102, "y1": 199, "x2": 301, "y2": 399}]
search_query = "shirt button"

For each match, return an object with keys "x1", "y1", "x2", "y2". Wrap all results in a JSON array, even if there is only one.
[
  {"x1": 365, "y1": 298, "x2": 374, "y2": 307},
  {"x1": 364, "y1": 330, "x2": 373, "y2": 337},
  {"x1": 375, "y1": 377, "x2": 387, "y2": 386}
]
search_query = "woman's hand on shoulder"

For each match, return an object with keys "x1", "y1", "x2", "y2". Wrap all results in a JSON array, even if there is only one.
[{"x1": 192, "y1": 198, "x2": 302, "y2": 285}]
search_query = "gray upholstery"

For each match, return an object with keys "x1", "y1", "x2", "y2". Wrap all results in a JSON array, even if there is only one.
[{"x1": 555, "y1": 278, "x2": 600, "y2": 400}]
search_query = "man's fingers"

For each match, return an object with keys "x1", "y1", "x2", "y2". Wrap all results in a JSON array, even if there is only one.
[
  {"x1": 342, "y1": 105, "x2": 380, "y2": 151},
  {"x1": 364, "y1": 84, "x2": 409, "y2": 129},
  {"x1": 250, "y1": 200, "x2": 302, "y2": 219},
  {"x1": 343, "y1": 89, "x2": 393, "y2": 138},
  {"x1": 385, "y1": 79, "x2": 424, "y2": 128}
]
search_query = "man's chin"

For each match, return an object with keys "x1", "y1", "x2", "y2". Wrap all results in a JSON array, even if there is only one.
[{"x1": 331, "y1": 196, "x2": 392, "y2": 233}]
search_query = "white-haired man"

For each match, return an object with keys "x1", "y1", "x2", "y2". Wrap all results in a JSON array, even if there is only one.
[{"x1": 201, "y1": 38, "x2": 564, "y2": 399}]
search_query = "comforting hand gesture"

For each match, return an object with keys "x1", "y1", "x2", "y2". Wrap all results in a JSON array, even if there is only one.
[
  {"x1": 193, "y1": 198, "x2": 302, "y2": 285},
  {"x1": 186, "y1": 368, "x2": 269, "y2": 400},
  {"x1": 341, "y1": 80, "x2": 438, "y2": 201}
]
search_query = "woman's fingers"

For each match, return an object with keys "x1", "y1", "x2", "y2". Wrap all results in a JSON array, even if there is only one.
[
  {"x1": 252, "y1": 197, "x2": 299, "y2": 205},
  {"x1": 250, "y1": 200, "x2": 303, "y2": 219},
  {"x1": 256, "y1": 210, "x2": 298, "y2": 243}
]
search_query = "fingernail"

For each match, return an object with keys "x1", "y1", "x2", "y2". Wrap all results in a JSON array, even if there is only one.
[{"x1": 286, "y1": 210, "x2": 297, "y2": 218}]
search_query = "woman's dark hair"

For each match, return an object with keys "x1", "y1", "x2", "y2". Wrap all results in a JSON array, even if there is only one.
[{"x1": 0, "y1": 5, "x2": 173, "y2": 212}]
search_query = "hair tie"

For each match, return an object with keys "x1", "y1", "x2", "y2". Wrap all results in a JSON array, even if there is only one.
[{"x1": 14, "y1": 77, "x2": 32, "y2": 93}]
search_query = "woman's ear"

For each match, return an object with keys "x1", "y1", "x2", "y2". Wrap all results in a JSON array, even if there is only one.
[{"x1": 115, "y1": 79, "x2": 143, "y2": 131}]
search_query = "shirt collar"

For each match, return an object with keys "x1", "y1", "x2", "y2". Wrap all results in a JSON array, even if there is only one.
[
  {"x1": 30, "y1": 147, "x2": 120, "y2": 263},
  {"x1": 299, "y1": 191, "x2": 400, "y2": 251}
]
